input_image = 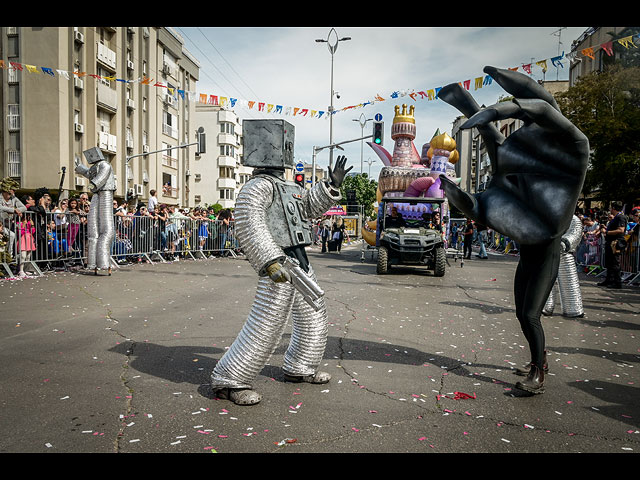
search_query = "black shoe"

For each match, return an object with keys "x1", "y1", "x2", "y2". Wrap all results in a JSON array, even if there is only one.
[
  {"x1": 515, "y1": 351, "x2": 549, "y2": 376},
  {"x1": 515, "y1": 364, "x2": 545, "y2": 394}
]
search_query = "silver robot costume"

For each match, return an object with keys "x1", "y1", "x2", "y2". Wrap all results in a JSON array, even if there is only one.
[
  {"x1": 543, "y1": 215, "x2": 584, "y2": 317},
  {"x1": 74, "y1": 147, "x2": 116, "y2": 273},
  {"x1": 210, "y1": 119, "x2": 350, "y2": 405}
]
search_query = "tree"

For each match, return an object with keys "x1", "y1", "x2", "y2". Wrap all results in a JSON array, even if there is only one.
[
  {"x1": 339, "y1": 173, "x2": 378, "y2": 219},
  {"x1": 555, "y1": 65, "x2": 640, "y2": 207}
]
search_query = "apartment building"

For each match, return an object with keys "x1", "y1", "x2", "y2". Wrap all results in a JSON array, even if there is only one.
[
  {"x1": 569, "y1": 27, "x2": 630, "y2": 86},
  {"x1": 0, "y1": 26, "x2": 200, "y2": 207},
  {"x1": 192, "y1": 104, "x2": 252, "y2": 208}
]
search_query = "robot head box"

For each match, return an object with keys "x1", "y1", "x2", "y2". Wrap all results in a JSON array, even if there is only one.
[
  {"x1": 242, "y1": 119, "x2": 295, "y2": 169},
  {"x1": 83, "y1": 147, "x2": 106, "y2": 164}
]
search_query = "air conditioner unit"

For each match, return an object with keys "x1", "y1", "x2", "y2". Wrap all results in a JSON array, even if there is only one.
[
  {"x1": 75, "y1": 176, "x2": 86, "y2": 186},
  {"x1": 164, "y1": 94, "x2": 174, "y2": 106},
  {"x1": 194, "y1": 173, "x2": 202, "y2": 181},
  {"x1": 127, "y1": 60, "x2": 134, "y2": 71},
  {"x1": 185, "y1": 170, "x2": 191, "y2": 177},
  {"x1": 143, "y1": 145, "x2": 149, "y2": 153},
  {"x1": 127, "y1": 27, "x2": 136, "y2": 34},
  {"x1": 127, "y1": 98, "x2": 135, "y2": 110},
  {"x1": 134, "y1": 184, "x2": 144, "y2": 196},
  {"x1": 162, "y1": 63, "x2": 172, "y2": 76},
  {"x1": 74, "y1": 77, "x2": 83, "y2": 90},
  {"x1": 126, "y1": 139, "x2": 134, "y2": 149},
  {"x1": 74, "y1": 122, "x2": 84, "y2": 134},
  {"x1": 74, "y1": 31, "x2": 84, "y2": 44}
]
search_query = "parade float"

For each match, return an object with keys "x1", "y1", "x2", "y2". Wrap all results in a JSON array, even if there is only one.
[{"x1": 362, "y1": 104, "x2": 461, "y2": 274}]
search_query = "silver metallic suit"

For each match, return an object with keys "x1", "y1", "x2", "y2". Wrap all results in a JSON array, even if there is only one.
[
  {"x1": 543, "y1": 215, "x2": 584, "y2": 317},
  {"x1": 74, "y1": 147, "x2": 116, "y2": 272},
  {"x1": 210, "y1": 119, "x2": 349, "y2": 405},
  {"x1": 210, "y1": 174, "x2": 341, "y2": 391}
]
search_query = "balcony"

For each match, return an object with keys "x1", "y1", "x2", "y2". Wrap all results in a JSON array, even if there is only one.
[
  {"x1": 218, "y1": 132, "x2": 236, "y2": 146},
  {"x1": 162, "y1": 154, "x2": 178, "y2": 169},
  {"x1": 98, "y1": 131, "x2": 117, "y2": 154},
  {"x1": 7, "y1": 104, "x2": 20, "y2": 131},
  {"x1": 6, "y1": 150, "x2": 21, "y2": 177},
  {"x1": 161, "y1": 185, "x2": 179, "y2": 198},
  {"x1": 217, "y1": 177, "x2": 236, "y2": 189},
  {"x1": 96, "y1": 42, "x2": 117, "y2": 71},
  {"x1": 97, "y1": 82, "x2": 118, "y2": 112},
  {"x1": 162, "y1": 123, "x2": 178, "y2": 140},
  {"x1": 218, "y1": 156, "x2": 236, "y2": 168}
]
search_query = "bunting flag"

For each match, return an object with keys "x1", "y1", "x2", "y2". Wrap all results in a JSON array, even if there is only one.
[{"x1": 2, "y1": 32, "x2": 637, "y2": 120}]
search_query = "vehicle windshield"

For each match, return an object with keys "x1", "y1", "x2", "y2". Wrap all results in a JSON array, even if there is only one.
[{"x1": 383, "y1": 201, "x2": 443, "y2": 231}]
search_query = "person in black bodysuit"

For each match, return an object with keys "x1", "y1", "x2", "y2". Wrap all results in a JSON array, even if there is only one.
[{"x1": 438, "y1": 66, "x2": 589, "y2": 395}]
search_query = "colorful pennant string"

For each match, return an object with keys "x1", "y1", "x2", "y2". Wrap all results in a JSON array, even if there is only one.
[{"x1": 2, "y1": 33, "x2": 637, "y2": 120}]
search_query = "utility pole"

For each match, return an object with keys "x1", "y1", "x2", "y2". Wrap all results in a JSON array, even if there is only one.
[{"x1": 551, "y1": 27, "x2": 567, "y2": 81}]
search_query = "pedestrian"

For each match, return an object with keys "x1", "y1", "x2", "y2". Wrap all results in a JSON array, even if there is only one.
[
  {"x1": 1, "y1": 177, "x2": 27, "y2": 259},
  {"x1": 16, "y1": 210, "x2": 36, "y2": 277},
  {"x1": 331, "y1": 217, "x2": 346, "y2": 253},
  {"x1": 475, "y1": 222, "x2": 488, "y2": 259},
  {"x1": 66, "y1": 197, "x2": 82, "y2": 252},
  {"x1": 450, "y1": 222, "x2": 458, "y2": 249},
  {"x1": 320, "y1": 217, "x2": 331, "y2": 253},
  {"x1": 463, "y1": 219, "x2": 474, "y2": 259},
  {"x1": 598, "y1": 202, "x2": 627, "y2": 289},
  {"x1": 148, "y1": 189, "x2": 158, "y2": 215}
]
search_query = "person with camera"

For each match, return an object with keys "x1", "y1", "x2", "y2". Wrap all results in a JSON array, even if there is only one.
[{"x1": 598, "y1": 202, "x2": 627, "y2": 289}]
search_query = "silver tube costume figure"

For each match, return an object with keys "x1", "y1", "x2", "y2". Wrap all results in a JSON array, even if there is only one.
[
  {"x1": 543, "y1": 215, "x2": 584, "y2": 317},
  {"x1": 74, "y1": 147, "x2": 116, "y2": 275},
  {"x1": 211, "y1": 120, "x2": 351, "y2": 405}
]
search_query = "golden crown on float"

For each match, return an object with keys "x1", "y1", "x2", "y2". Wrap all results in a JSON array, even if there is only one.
[{"x1": 391, "y1": 104, "x2": 417, "y2": 140}]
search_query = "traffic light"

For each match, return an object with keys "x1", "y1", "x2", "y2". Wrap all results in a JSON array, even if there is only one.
[
  {"x1": 372, "y1": 121, "x2": 384, "y2": 146},
  {"x1": 196, "y1": 127, "x2": 206, "y2": 155},
  {"x1": 294, "y1": 173, "x2": 305, "y2": 188}
]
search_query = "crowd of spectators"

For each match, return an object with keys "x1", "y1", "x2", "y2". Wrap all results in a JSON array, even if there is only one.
[{"x1": 1, "y1": 179, "x2": 240, "y2": 278}]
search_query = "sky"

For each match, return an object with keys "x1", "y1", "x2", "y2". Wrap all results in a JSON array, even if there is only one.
[{"x1": 173, "y1": 26, "x2": 589, "y2": 181}]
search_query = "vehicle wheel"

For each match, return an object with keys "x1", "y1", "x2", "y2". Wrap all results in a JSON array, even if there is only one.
[
  {"x1": 433, "y1": 246, "x2": 446, "y2": 277},
  {"x1": 377, "y1": 246, "x2": 389, "y2": 274}
]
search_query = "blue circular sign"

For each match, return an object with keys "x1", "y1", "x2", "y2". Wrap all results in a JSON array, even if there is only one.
[
  {"x1": 375, "y1": 113, "x2": 383, "y2": 122},
  {"x1": 295, "y1": 162, "x2": 304, "y2": 172}
]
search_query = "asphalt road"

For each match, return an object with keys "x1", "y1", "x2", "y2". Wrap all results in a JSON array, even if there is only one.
[{"x1": 1, "y1": 242, "x2": 638, "y2": 454}]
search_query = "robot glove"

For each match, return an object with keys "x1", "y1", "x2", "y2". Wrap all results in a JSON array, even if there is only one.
[{"x1": 266, "y1": 261, "x2": 291, "y2": 283}]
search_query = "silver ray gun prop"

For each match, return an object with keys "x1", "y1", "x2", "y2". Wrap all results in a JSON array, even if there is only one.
[{"x1": 282, "y1": 256, "x2": 325, "y2": 311}]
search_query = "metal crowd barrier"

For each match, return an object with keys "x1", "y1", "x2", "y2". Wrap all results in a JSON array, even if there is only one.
[{"x1": 1, "y1": 210, "x2": 240, "y2": 278}]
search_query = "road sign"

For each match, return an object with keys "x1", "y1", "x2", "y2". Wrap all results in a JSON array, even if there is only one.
[
  {"x1": 375, "y1": 113, "x2": 383, "y2": 122},
  {"x1": 295, "y1": 162, "x2": 304, "y2": 172}
]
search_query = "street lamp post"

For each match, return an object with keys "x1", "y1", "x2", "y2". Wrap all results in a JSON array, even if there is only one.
[
  {"x1": 316, "y1": 28, "x2": 351, "y2": 170},
  {"x1": 353, "y1": 113, "x2": 372, "y2": 175}
]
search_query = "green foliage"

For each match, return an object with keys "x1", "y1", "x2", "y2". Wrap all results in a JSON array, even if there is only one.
[
  {"x1": 339, "y1": 173, "x2": 379, "y2": 219},
  {"x1": 555, "y1": 64, "x2": 640, "y2": 205}
]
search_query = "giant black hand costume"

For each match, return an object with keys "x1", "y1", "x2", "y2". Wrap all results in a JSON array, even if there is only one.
[{"x1": 438, "y1": 66, "x2": 589, "y2": 394}]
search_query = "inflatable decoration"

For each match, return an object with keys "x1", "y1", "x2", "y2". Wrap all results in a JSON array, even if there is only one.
[
  {"x1": 437, "y1": 66, "x2": 590, "y2": 394},
  {"x1": 362, "y1": 104, "x2": 460, "y2": 245}
]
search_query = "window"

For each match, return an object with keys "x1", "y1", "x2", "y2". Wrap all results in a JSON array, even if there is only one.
[
  {"x1": 220, "y1": 189, "x2": 234, "y2": 201},
  {"x1": 220, "y1": 144, "x2": 235, "y2": 157},
  {"x1": 220, "y1": 122, "x2": 234, "y2": 135},
  {"x1": 219, "y1": 167, "x2": 234, "y2": 179}
]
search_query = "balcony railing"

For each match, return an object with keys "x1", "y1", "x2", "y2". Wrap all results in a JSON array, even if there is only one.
[{"x1": 6, "y1": 150, "x2": 21, "y2": 177}]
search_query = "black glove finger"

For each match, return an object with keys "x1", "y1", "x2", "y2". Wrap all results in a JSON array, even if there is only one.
[
  {"x1": 439, "y1": 82, "x2": 504, "y2": 172},
  {"x1": 513, "y1": 98, "x2": 590, "y2": 150},
  {"x1": 439, "y1": 174, "x2": 478, "y2": 219},
  {"x1": 483, "y1": 66, "x2": 560, "y2": 111}
]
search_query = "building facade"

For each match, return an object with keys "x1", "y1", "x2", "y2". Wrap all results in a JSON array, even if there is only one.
[
  {"x1": 192, "y1": 104, "x2": 252, "y2": 208},
  {"x1": 1, "y1": 26, "x2": 200, "y2": 207},
  {"x1": 569, "y1": 27, "x2": 630, "y2": 86}
]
